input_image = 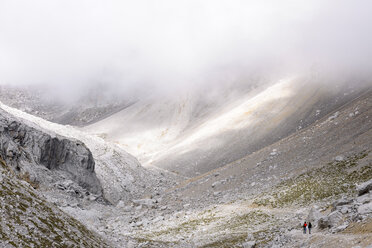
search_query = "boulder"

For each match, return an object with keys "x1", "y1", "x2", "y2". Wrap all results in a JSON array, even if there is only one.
[
  {"x1": 339, "y1": 206, "x2": 352, "y2": 214},
  {"x1": 328, "y1": 211, "x2": 343, "y2": 227},
  {"x1": 357, "y1": 179, "x2": 372, "y2": 196},
  {"x1": 318, "y1": 217, "x2": 329, "y2": 229},
  {"x1": 332, "y1": 198, "x2": 353, "y2": 211},
  {"x1": 132, "y1": 198, "x2": 157, "y2": 208},
  {"x1": 307, "y1": 206, "x2": 324, "y2": 224},
  {"x1": 334, "y1": 155, "x2": 344, "y2": 162},
  {"x1": 334, "y1": 224, "x2": 349, "y2": 233},
  {"x1": 242, "y1": 241, "x2": 256, "y2": 248},
  {"x1": 356, "y1": 193, "x2": 372, "y2": 204},
  {"x1": 318, "y1": 211, "x2": 343, "y2": 229},
  {"x1": 357, "y1": 202, "x2": 372, "y2": 215},
  {"x1": 211, "y1": 181, "x2": 221, "y2": 188}
]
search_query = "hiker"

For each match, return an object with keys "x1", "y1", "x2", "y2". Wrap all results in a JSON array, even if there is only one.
[
  {"x1": 303, "y1": 221, "x2": 307, "y2": 234},
  {"x1": 308, "y1": 222, "x2": 312, "y2": 234}
]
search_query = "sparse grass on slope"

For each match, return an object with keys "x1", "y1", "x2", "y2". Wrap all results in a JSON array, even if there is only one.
[
  {"x1": 0, "y1": 158, "x2": 110, "y2": 248},
  {"x1": 253, "y1": 151, "x2": 371, "y2": 208},
  {"x1": 137, "y1": 208, "x2": 277, "y2": 247},
  {"x1": 200, "y1": 211, "x2": 278, "y2": 248}
]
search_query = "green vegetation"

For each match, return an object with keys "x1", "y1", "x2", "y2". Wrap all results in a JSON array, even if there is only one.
[
  {"x1": 198, "y1": 211, "x2": 276, "y2": 248},
  {"x1": 148, "y1": 215, "x2": 222, "y2": 238},
  {"x1": 0, "y1": 161, "x2": 109, "y2": 248},
  {"x1": 200, "y1": 233, "x2": 247, "y2": 248},
  {"x1": 138, "y1": 209, "x2": 275, "y2": 248},
  {"x1": 216, "y1": 211, "x2": 272, "y2": 232},
  {"x1": 254, "y1": 151, "x2": 371, "y2": 208}
]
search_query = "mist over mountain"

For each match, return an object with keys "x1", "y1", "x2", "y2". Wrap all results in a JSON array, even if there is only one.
[
  {"x1": 1, "y1": 0, "x2": 372, "y2": 100},
  {"x1": 1, "y1": 1, "x2": 372, "y2": 248}
]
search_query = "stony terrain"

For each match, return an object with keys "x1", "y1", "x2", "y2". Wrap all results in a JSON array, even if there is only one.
[
  {"x1": 0, "y1": 108, "x2": 102, "y2": 196},
  {"x1": 110, "y1": 87, "x2": 372, "y2": 247},
  {"x1": 0, "y1": 157, "x2": 111, "y2": 247},
  {"x1": 0, "y1": 82, "x2": 371, "y2": 247},
  {"x1": 0, "y1": 100, "x2": 178, "y2": 247}
]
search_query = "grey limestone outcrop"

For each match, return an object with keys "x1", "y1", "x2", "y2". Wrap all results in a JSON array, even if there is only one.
[
  {"x1": 0, "y1": 108, "x2": 102, "y2": 195},
  {"x1": 357, "y1": 179, "x2": 372, "y2": 196}
]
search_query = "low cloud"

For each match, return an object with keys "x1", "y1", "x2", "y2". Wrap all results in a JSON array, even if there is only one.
[{"x1": 0, "y1": 0, "x2": 371, "y2": 100}]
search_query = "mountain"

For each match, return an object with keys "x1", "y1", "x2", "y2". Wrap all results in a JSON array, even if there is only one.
[
  {"x1": 0, "y1": 85, "x2": 134, "y2": 126},
  {"x1": 0, "y1": 100, "x2": 177, "y2": 247},
  {"x1": 128, "y1": 84, "x2": 372, "y2": 247},
  {"x1": 0, "y1": 79, "x2": 371, "y2": 247},
  {"x1": 84, "y1": 78, "x2": 369, "y2": 177}
]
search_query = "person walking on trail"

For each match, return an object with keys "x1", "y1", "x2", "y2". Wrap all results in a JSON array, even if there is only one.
[
  {"x1": 303, "y1": 221, "x2": 307, "y2": 234},
  {"x1": 308, "y1": 222, "x2": 312, "y2": 234}
]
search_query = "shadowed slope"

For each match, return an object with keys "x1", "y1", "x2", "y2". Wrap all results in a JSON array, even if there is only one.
[{"x1": 85, "y1": 79, "x2": 369, "y2": 177}]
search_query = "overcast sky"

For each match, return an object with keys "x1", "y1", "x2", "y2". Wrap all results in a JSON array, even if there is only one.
[{"x1": 0, "y1": 0, "x2": 371, "y2": 98}]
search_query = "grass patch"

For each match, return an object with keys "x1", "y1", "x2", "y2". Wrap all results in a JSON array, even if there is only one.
[
  {"x1": 215, "y1": 210, "x2": 272, "y2": 232},
  {"x1": 253, "y1": 151, "x2": 371, "y2": 208},
  {"x1": 148, "y1": 215, "x2": 221, "y2": 238},
  {"x1": 200, "y1": 233, "x2": 247, "y2": 248}
]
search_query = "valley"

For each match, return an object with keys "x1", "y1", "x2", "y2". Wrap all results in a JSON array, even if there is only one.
[{"x1": 1, "y1": 80, "x2": 371, "y2": 247}]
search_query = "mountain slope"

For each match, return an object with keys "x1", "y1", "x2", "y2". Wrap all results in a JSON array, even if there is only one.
[
  {"x1": 85, "y1": 79, "x2": 368, "y2": 177},
  {"x1": 0, "y1": 158, "x2": 111, "y2": 248},
  {"x1": 128, "y1": 86, "x2": 372, "y2": 248},
  {"x1": 0, "y1": 101, "x2": 174, "y2": 205}
]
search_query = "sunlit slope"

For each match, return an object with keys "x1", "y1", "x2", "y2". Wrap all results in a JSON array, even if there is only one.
[{"x1": 85, "y1": 79, "x2": 366, "y2": 177}]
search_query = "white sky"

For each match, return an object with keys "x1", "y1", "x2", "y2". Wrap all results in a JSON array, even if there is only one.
[{"x1": 0, "y1": 0, "x2": 371, "y2": 97}]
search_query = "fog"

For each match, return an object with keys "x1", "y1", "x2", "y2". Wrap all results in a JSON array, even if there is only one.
[{"x1": 0, "y1": 0, "x2": 371, "y2": 100}]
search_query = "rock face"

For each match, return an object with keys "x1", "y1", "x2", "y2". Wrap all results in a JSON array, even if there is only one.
[
  {"x1": 318, "y1": 211, "x2": 343, "y2": 229},
  {"x1": 0, "y1": 109, "x2": 102, "y2": 195},
  {"x1": 307, "y1": 206, "x2": 324, "y2": 224},
  {"x1": 357, "y1": 202, "x2": 372, "y2": 215},
  {"x1": 0, "y1": 159, "x2": 110, "y2": 247},
  {"x1": 315, "y1": 179, "x2": 372, "y2": 234},
  {"x1": 357, "y1": 179, "x2": 372, "y2": 196}
]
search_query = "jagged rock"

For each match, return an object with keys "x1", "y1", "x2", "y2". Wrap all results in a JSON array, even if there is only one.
[
  {"x1": 339, "y1": 206, "x2": 352, "y2": 214},
  {"x1": 133, "y1": 198, "x2": 157, "y2": 208},
  {"x1": 242, "y1": 240, "x2": 256, "y2": 248},
  {"x1": 328, "y1": 211, "x2": 343, "y2": 227},
  {"x1": 328, "y1": 111, "x2": 340, "y2": 121},
  {"x1": 270, "y1": 149, "x2": 278, "y2": 156},
  {"x1": 213, "y1": 191, "x2": 221, "y2": 196},
  {"x1": 183, "y1": 204, "x2": 190, "y2": 209},
  {"x1": 332, "y1": 223, "x2": 349, "y2": 233},
  {"x1": 318, "y1": 211, "x2": 343, "y2": 229},
  {"x1": 317, "y1": 217, "x2": 328, "y2": 229},
  {"x1": 332, "y1": 198, "x2": 353, "y2": 211},
  {"x1": 357, "y1": 179, "x2": 372, "y2": 196},
  {"x1": 211, "y1": 181, "x2": 221, "y2": 188},
  {"x1": 356, "y1": 192, "x2": 372, "y2": 204},
  {"x1": 357, "y1": 202, "x2": 372, "y2": 215},
  {"x1": 0, "y1": 109, "x2": 102, "y2": 195},
  {"x1": 307, "y1": 206, "x2": 324, "y2": 224},
  {"x1": 334, "y1": 155, "x2": 344, "y2": 161}
]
